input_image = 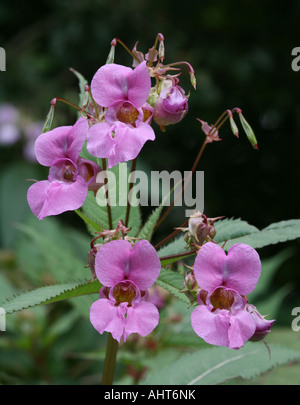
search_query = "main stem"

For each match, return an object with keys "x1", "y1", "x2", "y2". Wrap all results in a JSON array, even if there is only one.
[
  {"x1": 125, "y1": 158, "x2": 137, "y2": 227},
  {"x1": 101, "y1": 333, "x2": 118, "y2": 385},
  {"x1": 102, "y1": 158, "x2": 113, "y2": 229}
]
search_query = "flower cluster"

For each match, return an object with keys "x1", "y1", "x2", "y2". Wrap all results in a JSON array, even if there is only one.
[
  {"x1": 25, "y1": 34, "x2": 274, "y2": 350},
  {"x1": 27, "y1": 34, "x2": 192, "y2": 221}
]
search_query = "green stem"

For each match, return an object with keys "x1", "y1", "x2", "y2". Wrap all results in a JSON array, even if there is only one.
[
  {"x1": 154, "y1": 139, "x2": 207, "y2": 231},
  {"x1": 55, "y1": 97, "x2": 88, "y2": 115},
  {"x1": 159, "y1": 249, "x2": 197, "y2": 263},
  {"x1": 102, "y1": 158, "x2": 113, "y2": 229},
  {"x1": 114, "y1": 38, "x2": 141, "y2": 64},
  {"x1": 154, "y1": 219, "x2": 189, "y2": 250},
  {"x1": 101, "y1": 333, "x2": 118, "y2": 385},
  {"x1": 125, "y1": 158, "x2": 137, "y2": 227}
]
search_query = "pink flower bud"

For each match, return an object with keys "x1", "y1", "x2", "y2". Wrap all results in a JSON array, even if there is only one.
[
  {"x1": 153, "y1": 79, "x2": 188, "y2": 127},
  {"x1": 246, "y1": 304, "x2": 274, "y2": 342}
]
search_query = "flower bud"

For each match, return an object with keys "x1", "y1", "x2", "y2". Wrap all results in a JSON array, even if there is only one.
[
  {"x1": 88, "y1": 243, "x2": 101, "y2": 280},
  {"x1": 153, "y1": 79, "x2": 188, "y2": 127},
  {"x1": 183, "y1": 270, "x2": 197, "y2": 291},
  {"x1": 235, "y1": 108, "x2": 258, "y2": 149},
  {"x1": 187, "y1": 211, "x2": 219, "y2": 246},
  {"x1": 246, "y1": 304, "x2": 274, "y2": 342}
]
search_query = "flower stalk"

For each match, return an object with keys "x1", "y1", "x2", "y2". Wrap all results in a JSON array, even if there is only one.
[{"x1": 101, "y1": 333, "x2": 119, "y2": 385}]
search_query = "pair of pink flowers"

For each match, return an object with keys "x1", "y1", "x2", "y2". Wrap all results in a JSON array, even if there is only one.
[{"x1": 90, "y1": 238, "x2": 273, "y2": 348}]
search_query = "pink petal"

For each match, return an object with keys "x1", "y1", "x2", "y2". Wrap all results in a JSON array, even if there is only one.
[
  {"x1": 90, "y1": 298, "x2": 126, "y2": 342},
  {"x1": 228, "y1": 310, "x2": 256, "y2": 349},
  {"x1": 35, "y1": 117, "x2": 88, "y2": 166},
  {"x1": 107, "y1": 121, "x2": 155, "y2": 169},
  {"x1": 27, "y1": 177, "x2": 88, "y2": 220},
  {"x1": 124, "y1": 301, "x2": 159, "y2": 341},
  {"x1": 35, "y1": 125, "x2": 72, "y2": 166},
  {"x1": 95, "y1": 239, "x2": 161, "y2": 290},
  {"x1": 127, "y1": 240, "x2": 161, "y2": 290},
  {"x1": 91, "y1": 63, "x2": 133, "y2": 107},
  {"x1": 67, "y1": 117, "x2": 89, "y2": 162},
  {"x1": 95, "y1": 240, "x2": 133, "y2": 286},
  {"x1": 87, "y1": 122, "x2": 116, "y2": 159},
  {"x1": 126, "y1": 61, "x2": 151, "y2": 107},
  {"x1": 193, "y1": 242, "x2": 226, "y2": 292},
  {"x1": 191, "y1": 305, "x2": 230, "y2": 347},
  {"x1": 225, "y1": 244, "x2": 261, "y2": 295}
]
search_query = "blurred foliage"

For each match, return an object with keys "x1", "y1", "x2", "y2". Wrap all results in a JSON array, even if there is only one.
[{"x1": 1, "y1": 0, "x2": 300, "y2": 385}]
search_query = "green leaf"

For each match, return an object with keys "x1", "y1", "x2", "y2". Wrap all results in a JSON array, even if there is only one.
[
  {"x1": 137, "y1": 204, "x2": 163, "y2": 241},
  {"x1": 142, "y1": 343, "x2": 300, "y2": 385},
  {"x1": 80, "y1": 162, "x2": 142, "y2": 236},
  {"x1": 157, "y1": 235, "x2": 186, "y2": 258},
  {"x1": 0, "y1": 279, "x2": 101, "y2": 314},
  {"x1": 214, "y1": 217, "x2": 259, "y2": 243},
  {"x1": 156, "y1": 268, "x2": 190, "y2": 305},
  {"x1": 15, "y1": 219, "x2": 89, "y2": 283},
  {"x1": 0, "y1": 162, "x2": 40, "y2": 249},
  {"x1": 220, "y1": 219, "x2": 300, "y2": 251}
]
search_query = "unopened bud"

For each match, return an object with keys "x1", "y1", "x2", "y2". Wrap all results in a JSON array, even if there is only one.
[
  {"x1": 42, "y1": 102, "x2": 56, "y2": 133},
  {"x1": 246, "y1": 304, "x2": 274, "y2": 342},
  {"x1": 236, "y1": 109, "x2": 258, "y2": 149},
  {"x1": 228, "y1": 110, "x2": 239, "y2": 138},
  {"x1": 183, "y1": 270, "x2": 197, "y2": 291},
  {"x1": 158, "y1": 33, "x2": 165, "y2": 62},
  {"x1": 106, "y1": 41, "x2": 116, "y2": 64},
  {"x1": 153, "y1": 79, "x2": 188, "y2": 127},
  {"x1": 88, "y1": 243, "x2": 101, "y2": 280}
]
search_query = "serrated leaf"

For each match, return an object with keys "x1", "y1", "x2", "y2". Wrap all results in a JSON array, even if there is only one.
[
  {"x1": 220, "y1": 219, "x2": 300, "y2": 251},
  {"x1": 156, "y1": 268, "x2": 190, "y2": 305},
  {"x1": 1, "y1": 279, "x2": 101, "y2": 314},
  {"x1": 142, "y1": 343, "x2": 300, "y2": 385},
  {"x1": 137, "y1": 204, "x2": 163, "y2": 241},
  {"x1": 214, "y1": 217, "x2": 259, "y2": 243}
]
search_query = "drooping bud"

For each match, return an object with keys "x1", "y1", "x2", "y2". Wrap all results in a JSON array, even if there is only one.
[
  {"x1": 42, "y1": 99, "x2": 56, "y2": 133},
  {"x1": 88, "y1": 243, "x2": 101, "y2": 280},
  {"x1": 106, "y1": 38, "x2": 117, "y2": 64},
  {"x1": 157, "y1": 33, "x2": 165, "y2": 63},
  {"x1": 153, "y1": 79, "x2": 188, "y2": 127},
  {"x1": 228, "y1": 110, "x2": 239, "y2": 138},
  {"x1": 235, "y1": 108, "x2": 258, "y2": 149},
  {"x1": 246, "y1": 304, "x2": 274, "y2": 342},
  {"x1": 183, "y1": 211, "x2": 223, "y2": 248}
]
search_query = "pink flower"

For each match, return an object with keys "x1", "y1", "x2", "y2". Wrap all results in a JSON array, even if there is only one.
[
  {"x1": 90, "y1": 239, "x2": 161, "y2": 342},
  {"x1": 27, "y1": 117, "x2": 101, "y2": 220},
  {"x1": 153, "y1": 79, "x2": 188, "y2": 127},
  {"x1": 191, "y1": 242, "x2": 262, "y2": 349},
  {"x1": 87, "y1": 61, "x2": 155, "y2": 168}
]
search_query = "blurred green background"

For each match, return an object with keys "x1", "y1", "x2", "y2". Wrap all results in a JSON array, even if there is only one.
[{"x1": 0, "y1": 0, "x2": 300, "y2": 384}]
